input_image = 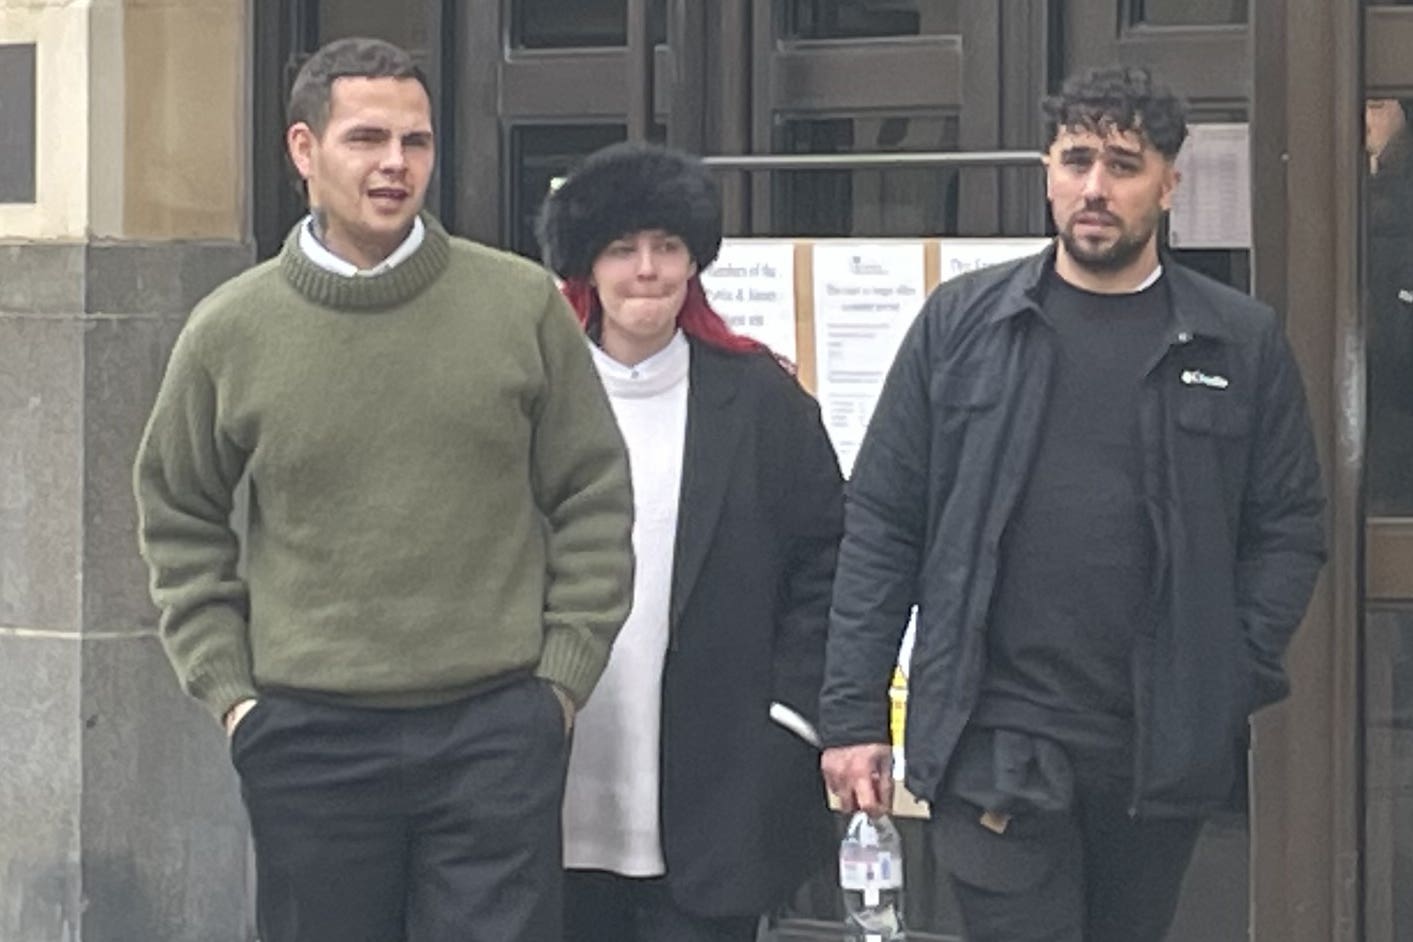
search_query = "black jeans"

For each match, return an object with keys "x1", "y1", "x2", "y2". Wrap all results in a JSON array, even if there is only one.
[
  {"x1": 231, "y1": 677, "x2": 569, "y2": 942},
  {"x1": 931, "y1": 787, "x2": 1203, "y2": 942},
  {"x1": 563, "y1": 870, "x2": 759, "y2": 942}
]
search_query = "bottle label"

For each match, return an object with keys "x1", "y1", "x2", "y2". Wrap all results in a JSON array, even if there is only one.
[{"x1": 840, "y1": 851, "x2": 902, "y2": 891}]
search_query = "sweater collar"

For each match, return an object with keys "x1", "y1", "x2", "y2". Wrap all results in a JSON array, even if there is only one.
[
  {"x1": 298, "y1": 215, "x2": 426, "y2": 277},
  {"x1": 280, "y1": 212, "x2": 451, "y2": 311}
]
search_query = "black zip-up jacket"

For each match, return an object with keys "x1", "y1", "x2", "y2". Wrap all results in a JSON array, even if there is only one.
[{"x1": 819, "y1": 246, "x2": 1326, "y2": 817}]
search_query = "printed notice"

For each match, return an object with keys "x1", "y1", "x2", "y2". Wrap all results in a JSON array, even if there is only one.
[
  {"x1": 938, "y1": 239, "x2": 1050, "y2": 282},
  {"x1": 700, "y1": 241, "x2": 798, "y2": 362},
  {"x1": 1169, "y1": 123, "x2": 1251, "y2": 249},
  {"x1": 812, "y1": 243, "x2": 927, "y2": 477}
]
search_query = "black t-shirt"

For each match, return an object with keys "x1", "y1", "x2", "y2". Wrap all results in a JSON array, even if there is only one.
[{"x1": 974, "y1": 269, "x2": 1173, "y2": 762}]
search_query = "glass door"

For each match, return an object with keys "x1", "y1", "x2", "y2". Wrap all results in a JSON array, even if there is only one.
[{"x1": 1363, "y1": 5, "x2": 1413, "y2": 939}]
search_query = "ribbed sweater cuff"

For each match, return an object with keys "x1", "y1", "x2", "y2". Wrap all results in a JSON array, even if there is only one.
[
  {"x1": 189, "y1": 663, "x2": 260, "y2": 724},
  {"x1": 534, "y1": 629, "x2": 609, "y2": 708}
]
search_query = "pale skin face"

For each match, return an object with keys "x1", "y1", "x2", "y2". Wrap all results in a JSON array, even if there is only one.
[
  {"x1": 286, "y1": 76, "x2": 434, "y2": 270},
  {"x1": 1043, "y1": 125, "x2": 1180, "y2": 294},
  {"x1": 591, "y1": 229, "x2": 697, "y2": 367},
  {"x1": 1366, "y1": 98, "x2": 1408, "y2": 174}
]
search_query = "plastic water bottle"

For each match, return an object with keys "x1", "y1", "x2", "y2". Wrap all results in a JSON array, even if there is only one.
[{"x1": 840, "y1": 811, "x2": 905, "y2": 940}]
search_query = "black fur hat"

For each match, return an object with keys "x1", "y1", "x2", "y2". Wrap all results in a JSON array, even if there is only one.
[{"x1": 536, "y1": 142, "x2": 722, "y2": 280}]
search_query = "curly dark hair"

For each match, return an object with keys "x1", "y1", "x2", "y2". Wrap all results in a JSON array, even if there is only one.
[
  {"x1": 287, "y1": 37, "x2": 431, "y2": 136},
  {"x1": 1042, "y1": 66, "x2": 1189, "y2": 159}
]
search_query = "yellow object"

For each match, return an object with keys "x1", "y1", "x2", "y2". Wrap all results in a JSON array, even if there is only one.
[{"x1": 888, "y1": 666, "x2": 907, "y2": 778}]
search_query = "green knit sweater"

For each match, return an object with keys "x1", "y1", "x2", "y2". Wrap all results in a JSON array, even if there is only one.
[{"x1": 134, "y1": 216, "x2": 634, "y2": 720}]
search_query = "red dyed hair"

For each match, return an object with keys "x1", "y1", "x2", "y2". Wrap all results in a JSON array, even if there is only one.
[{"x1": 561, "y1": 276, "x2": 765, "y2": 356}]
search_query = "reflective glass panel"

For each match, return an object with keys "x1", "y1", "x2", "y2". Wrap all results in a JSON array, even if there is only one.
[
  {"x1": 1365, "y1": 96, "x2": 1413, "y2": 514},
  {"x1": 514, "y1": 0, "x2": 625, "y2": 48},
  {"x1": 784, "y1": 0, "x2": 960, "y2": 39},
  {"x1": 1366, "y1": 607, "x2": 1413, "y2": 939},
  {"x1": 318, "y1": 1, "x2": 427, "y2": 49},
  {"x1": 770, "y1": 114, "x2": 961, "y2": 237},
  {"x1": 1129, "y1": 0, "x2": 1249, "y2": 25},
  {"x1": 509, "y1": 124, "x2": 626, "y2": 260},
  {"x1": 512, "y1": 0, "x2": 666, "y2": 49}
]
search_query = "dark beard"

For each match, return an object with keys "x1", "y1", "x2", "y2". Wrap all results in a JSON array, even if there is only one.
[{"x1": 1057, "y1": 224, "x2": 1153, "y2": 273}]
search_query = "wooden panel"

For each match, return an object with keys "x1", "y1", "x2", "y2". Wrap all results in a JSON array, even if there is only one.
[
  {"x1": 501, "y1": 49, "x2": 627, "y2": 117},
  {"x1": 452, "y1": 0, "x2": 504, "y2": 242},
  {"x1": 1368, "y1": 519, "x2": 1413, "y2": 602},
  {"x1": 1365, "y1": 7, "x2": 1413, "y2": 96},
  {"x1": 1107, "y1": 27, "x2": 1250, "y2": 105},
  {"x1": 770, "y1": 37, "x2": 962, "y2": 113},
  {"x1": 1248, "y1": 0, "x2": 1363, "y2": 940},
  {"x1": 1064, "y1": 2, "x2": 1249, "y2": 108},
  {"x1": 793, "y1": 241, "x2": 816, "y2": 392}
]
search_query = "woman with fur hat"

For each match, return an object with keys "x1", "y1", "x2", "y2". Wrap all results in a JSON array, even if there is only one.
[{"x1": 538, "y1": 141, "x2": 844, "y2": 941}]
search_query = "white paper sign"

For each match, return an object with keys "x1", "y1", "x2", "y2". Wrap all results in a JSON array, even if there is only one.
[
  {"x1": 938, "y1": 238, "x2": 1050, "y2": 282},
  {"x1": 811, "y1": 243, "x2": 927, "y2": 477},
  {"x1": 700, "y1": 241, "x2": 798, "y2": 362},
  {"x1": 1169, "y1": 123, "x2": 1251, "y2": 249}
]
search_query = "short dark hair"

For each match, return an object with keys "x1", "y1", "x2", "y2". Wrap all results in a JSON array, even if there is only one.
[
  {"x1": 1042, "y1": 66, "x2": 1189, "y2": 160},
  {"x1": 287, "y1": 37, "x2": 431, "y2": 136}
]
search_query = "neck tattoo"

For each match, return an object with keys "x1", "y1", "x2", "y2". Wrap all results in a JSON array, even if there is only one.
[{"x1": 310, "y1": 208, "x2": 330, "y2": 247}]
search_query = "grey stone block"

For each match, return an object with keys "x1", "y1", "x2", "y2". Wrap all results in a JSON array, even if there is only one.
[
  {"x1": 0, "y1": 317, "x2": 83, "y2": 631},
  {"x1": 84, "y1": 241, "x2": 255, "y2": 316},
  {"x1": 81, "y1": 316, "x2": 187, "y2": 633},
  {"x1": 0, "y1": 243, "x2": 85, "y2": 315},
  {"x1": 79, "y1": 635, "x2": 253, "y2": 942},
  {"x1": 0, "y1": 635, "x2": 82, "y2": 942}
]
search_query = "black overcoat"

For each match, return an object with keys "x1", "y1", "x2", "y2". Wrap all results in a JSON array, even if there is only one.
[{"x1": 658, "y1": 338, "x2": 844, "y2": 917}]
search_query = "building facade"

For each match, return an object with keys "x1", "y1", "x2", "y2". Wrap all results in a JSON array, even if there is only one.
[{"x1": 0, "y1": 1, "x2": 1407, "y2": 940}]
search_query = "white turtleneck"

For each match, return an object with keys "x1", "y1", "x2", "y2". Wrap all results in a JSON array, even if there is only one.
[{"x1": 563, "y1": 330, "x2": 690, "y2": 876}]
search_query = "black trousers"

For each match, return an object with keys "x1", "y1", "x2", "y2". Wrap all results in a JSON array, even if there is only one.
[
  {"x1": 563, "y1": 870, "x2": 759, "y2": 942},
  {"x1": 931, "y1": 788, "x2": 1203, "y2": 942},
  {"x1": 230, "y1": 677, "x2": 568, "y2": 942}
]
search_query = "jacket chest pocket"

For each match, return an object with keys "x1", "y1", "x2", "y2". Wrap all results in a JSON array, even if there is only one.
[
  {"x1": 1173, "y1": 391, "x2": 1252, "y2": 527},
  {"x1": 931, "y1": 370, "x2": 1002, "y2": 412},
  {"x1": 1174, "y1": 393, "x2": 1252, "y2": 439}
]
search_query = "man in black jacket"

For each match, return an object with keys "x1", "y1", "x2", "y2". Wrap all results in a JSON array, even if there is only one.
[{"x1": 819, "y1": 66, "x2": 1325, "y2": 942}]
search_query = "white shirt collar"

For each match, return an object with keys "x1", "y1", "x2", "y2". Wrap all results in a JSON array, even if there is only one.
[
  {"x1": 299, "y1": 215, "x2": 425, "y2": 277},
  {"x1": 1133, "y1": 263, "x2": 1164, "y2": 292},
  {"x1": 590, "y1": 331, "x2": 691, "y2": 398}
]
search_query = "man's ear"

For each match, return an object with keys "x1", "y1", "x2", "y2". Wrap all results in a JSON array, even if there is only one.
[
  {"x1": 1160, "y1": 164, "x2": 1181, "y2": 212},
  {"x1": 287, "y1": 122, "x2": 317, "y2": 181},
  {"x1": 1041, "y1": 151, "x2": 1055, "y2": 202}
]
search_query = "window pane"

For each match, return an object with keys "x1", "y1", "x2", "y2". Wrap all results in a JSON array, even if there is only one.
[
  {"x1": 784, "y1": 0, "x2": 960, "y2": 39},
  {"x1": 513, "y1": 0, "x2": 626, "y2": 49},
  {"x1": 318, "y1": 1, "x2": 427, "y2": 50},
  {"x1": 1130, "y1": 0, "x2": 1248, "y2": 25},
  {"x1": 771, "y1": 114, "x2": 960, "y2": 237},
  {"x1": 509, "y1": 124, "x2": 626, "y2": 260},
  {"x1": 511, "y1": 0, "x2": 665, "y2": 49},
  {"x1": 1366, "y1": 607, "x2": 1413, "y2": 939},
  {"x1": 1365, "y1": 96, "x2": 1413, "y2": 514}
]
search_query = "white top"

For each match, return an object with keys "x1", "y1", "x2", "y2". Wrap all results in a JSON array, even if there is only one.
[
  {"x1": 562, "y1": 331, "x2": 690, "y2": 876},
  {"x1": 298, "y1": 215, "x2": 425, "y2": 277}
]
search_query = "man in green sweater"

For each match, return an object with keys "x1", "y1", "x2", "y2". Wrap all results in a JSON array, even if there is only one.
[{"x1": 133, "y1": 37, "x2": 634, "y2": 942}]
